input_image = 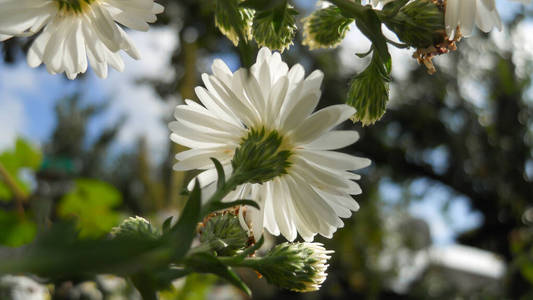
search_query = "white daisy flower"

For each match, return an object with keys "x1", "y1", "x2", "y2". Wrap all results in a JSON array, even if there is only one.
[
  {"x1": 445, "y1": 0, "x2": 531, "y2": 39},
  {"x1": 169, "y1": 47, "x2": 371, "y2": 242},
  {"x1": 0, "y1": 0, "x2": 164, "y2": 79}
]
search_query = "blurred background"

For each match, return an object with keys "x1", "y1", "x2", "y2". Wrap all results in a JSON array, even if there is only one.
[{"x1": 1, "y1": 0, "x2": 532, "y2": 299}]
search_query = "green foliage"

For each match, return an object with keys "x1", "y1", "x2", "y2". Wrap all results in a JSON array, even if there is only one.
[
  {"x1": 215, "y1": 0, "x2": 254, "y2": 46},
  {"x1": 0, "y1": 138, "x2": 42, "y2": 201},
  {"x1": 165, "y1": 179, "x2": 202, "y2": 262},
  {"x1": 160, "y1": 274, "x2": 217, "y2": 300},
  {"x1": 0, "y1": 211, "x2": 37, "y2": 247},
  {"x1": 232, "y1": 127, "x2": 292, "y2": 184},
  {"x1": 184, "y1": 252, "x2": 251, "y2": 296},
  {"x1": 57, "y1": 179, "x2": 122, "y2": 238},
  {"x1": 251, "y1": 0, "x2": 297, "y2": 52},
  {"x1": 347, "y1": 50, "x2": 391, "y2": 125},
  {"x1": 302, "y1": 6, "x2": 354, "y2": 50}
]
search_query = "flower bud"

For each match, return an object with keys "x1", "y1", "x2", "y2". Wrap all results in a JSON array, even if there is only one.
[
  {"x1": 382, "y1": 0, "x2": 459, "y2": 74},
  {"x1": 199, "y1": 212, "x2": 250, "y2": 256},
  {"x1": 382, "y1": 0, "x2": 445, "y2": 48},
  {"x1": 252, "y1": 2, "x2": 297, "y2": 52},
  {"x1": 110, "y1": 216, "x2": 160, "y2": 240},
  {"x1": 215, "y1": 0, "x2": 254, "y2": 46},
  {"x1": 347, "y1": 53, "x2": 390, "y2": 126},
  {"x1": 231, "y1": 128, "x2": 292, "y2": 185},
  {"x1": 251, "y1": 242, "x2": 333, "y2": 292},
  {"x1": 302, "y1": 6, "x2": 354, "y2": 50}
]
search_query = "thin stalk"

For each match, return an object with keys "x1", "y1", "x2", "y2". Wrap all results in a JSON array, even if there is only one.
[
  {"x1": 327, "y1": 0, "x2": 367, "y2": 19},
  {"x1": 0, "y1": 161, "x2": 28, "y2": 217}
]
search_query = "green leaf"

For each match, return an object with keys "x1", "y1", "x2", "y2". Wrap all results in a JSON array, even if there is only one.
[
  {"x1": 0, "y1": 211, "x2": 37, "y2": 246},
  {"x1": 162, "y1": 216, "x2": 173, "y2": 234},
  {"x1": 0, "y1": 222, "x2": 163, "y2": 278},
  {"x1": 166, "y1": 179, "x2": 202, "y2": 261},
  {"x1": 237, "y1": 236, "x2": 264, "y2": 259},
  {"x1": 57, "y1": 179, "x2": 122, "y2": 238},
  {"x1": 211, "y1": 157, "x2": 226, "y2": 191},
  {"x1": 185, "y1": 252, "x2": 251, "y2": 296},
  {"x1": 0, "y1": 138, "x2": 42, "y2": 202}
]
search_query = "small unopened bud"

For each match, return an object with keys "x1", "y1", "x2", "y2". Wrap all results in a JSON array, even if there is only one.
[
  {"x1": 347, "y1": 54, "x2": 390, "y2": 126},
  {"x1": 302, "y1": 6, "x2": 354, "y2": 50},
  {"x1": 251, "y1": 242, "x2": 333, "y2": 292},
  {"x1": 110, "y1": 216, "x2": 160, "y2": 240},
  {"x1": 382, "y1": 0, "x2": 445, "y2": 48},
  {"x1": 232, "y1": 128, "x2": 292, "y2": 184},
  {"x1": 382, "y1": 0, "x2": 459, "y2": 74},
  {"x1": 252, "y1": 3, "x2": 297, "y2": 52},
  {"x1": 215, "y1": 0, "x2": 254, "y2": 46},
  {"x1": 199, "y1": 212, "x2": 250, "y2": 256}
]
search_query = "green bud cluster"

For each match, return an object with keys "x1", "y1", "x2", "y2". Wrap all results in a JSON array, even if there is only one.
[
  {"x1": 55, "y1": 0, "x2": 94, "y2": 13},
  {"x1": 302, "y1": 6, "x2": 354, "y2": 50},
  {"x1": 110, "y1": 216, "x2": 160, "y2": 241},
  {"x1": 347, "y1": 52, "x2": 391, "y2": 126},
  {"x1": 381, "y1": 0, "x2": 445, "y2": 48},
  {"x1": 214, "y1": 0, "x2": 297, "y2": 52},
  {"x1": 215, "y1": 0, "x2": 254, "y2": 46},
  {"x1": 249, "y1": 242, "x2": 333, "y2": 292},
  {"x1": 232, "y1": 128, "x2": 292, "y2": 185},
  {"x1": 199, "y1": 213, "x2": 249, "y2": 256},
  {"x1": 252, "y1": 2, "x2": 298, "y2": 52}
]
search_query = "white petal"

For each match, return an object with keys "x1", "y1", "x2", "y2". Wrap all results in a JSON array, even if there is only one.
[
  {"x1": 303, "y1": 130, "x2": 359, "y2": 150},
  {"x1": 298, "y1": 149, "x2": 371, "y2": 171},
  {"x1": 290, "y1": 104, "x2": 355, "y2": 145}
]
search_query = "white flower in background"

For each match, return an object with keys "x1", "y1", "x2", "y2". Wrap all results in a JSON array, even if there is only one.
[
  {"x1": 169, "y1": 47, "x2": 370, "y2": 242},
  {"x1": 0, "y1": 0, "x2": 164, "y2": 79},
  {"x1": 446, "y1": 0, "x2": 531, "y2": 39}
]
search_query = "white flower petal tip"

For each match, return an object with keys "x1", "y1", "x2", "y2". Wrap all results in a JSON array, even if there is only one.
[
  {"x1": 444, "y1": 0, "x2": 528, "y2": 38},
  {"x1": 170, "y1": 47, "x2": 371, "y2": 242},
  {"x1": 0, "y1": 0, "x2": 164, "y2": 79}
]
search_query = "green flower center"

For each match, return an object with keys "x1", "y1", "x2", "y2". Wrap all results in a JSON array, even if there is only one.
[
  {"x1": 55, "y1": 0, "x2": 95, "y2": 14},
  {"x1": 231, "y1": 127, "x2": 293, "y2": 185}
]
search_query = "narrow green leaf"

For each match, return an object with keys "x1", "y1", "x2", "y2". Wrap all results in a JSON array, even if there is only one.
[
  {"x1": 186, "y1": 252, "x2": 251, "y2": 296},
  {"x1": 237, "y1": 236, "x2": 264, "y2": 259},
  {"x1": 211, "y1": 157, "x2": 226, "y2": 191},
  {"x1": 166, "y1": 179, "x2": 202, "y2": 261},
  {"x1": 162, "y1": 216, "x2": 173, "y2": 234}
]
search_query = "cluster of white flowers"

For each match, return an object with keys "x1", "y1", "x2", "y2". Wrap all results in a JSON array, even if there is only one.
[
  {"x1": 1, "y1": 0, "x2": 531, "y2": 293},
  {"x1": 0, "y1": 0, "x2": 163, "y2": 79}
]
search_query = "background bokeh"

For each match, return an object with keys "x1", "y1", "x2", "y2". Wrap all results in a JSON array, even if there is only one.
[{"x1": 1, "y1": 0, "x2": 532, "y2": 299}]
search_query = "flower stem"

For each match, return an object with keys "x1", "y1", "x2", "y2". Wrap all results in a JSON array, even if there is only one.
[
  {"x1": 0, "y1": 161, "x2": 28, "y2": 217},
  {"x1": 200, "y1": 169, "x2": 247, "y2": 217},
  {"x1": 327, "y1": 0, "x2": 367, "y2": 19}
]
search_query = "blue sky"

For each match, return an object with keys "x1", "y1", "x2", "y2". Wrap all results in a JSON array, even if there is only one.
[{"x1": 0, "y1": 1, "x2": 531, "y2": 245}]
